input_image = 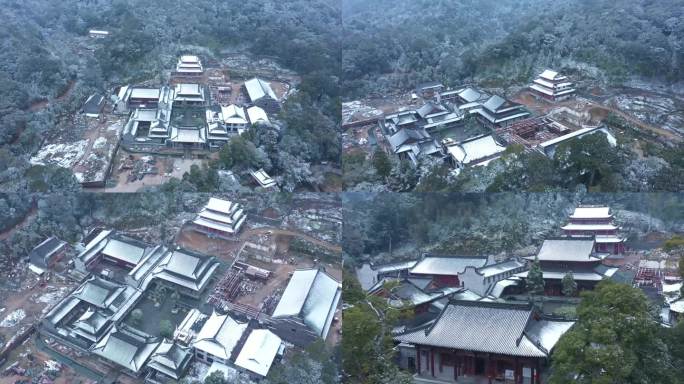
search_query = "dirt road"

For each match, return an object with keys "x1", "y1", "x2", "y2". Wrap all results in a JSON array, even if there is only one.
[
  {"x1": 0, "y1": 204, "x2": 37, "y2": 241},
  {"x1": 593, "y1": 101, "x2": 683, "y2": 142}
]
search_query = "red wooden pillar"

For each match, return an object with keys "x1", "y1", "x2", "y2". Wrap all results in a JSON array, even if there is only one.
[
  {"x1": 514, "y1": 358, "x2": 521, "y2": 384},
  {"x1": 416, "y1": 345, "x2": 421, "y2": 374},
  {"x1": 453, "y1": 351, "x2": 458, "y2": 380},
  {"x1": 535, "y1": 359, "x2": 542, "y2": 384},
  {"x1": 430, "y1": 349, "x2": 435, "y2": 377},
  {"x1": 486, "y1": 354, "x2": 492, "y2": 384}
]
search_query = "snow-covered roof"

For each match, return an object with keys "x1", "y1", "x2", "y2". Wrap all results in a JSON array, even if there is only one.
[
  {"x1": 561, "y1": 223, "x2": 618, "y2": 231},
  {"x1": 174, "y1": 308, "x2": 207, "y2": 344},
  {"x1": 458, "y1": 87, "x2": 481, "y2": 103},
  {"x1": 91, "y1": 326, "x2": 159, "y2": 373},
  {"x1": 72, "y1": 276, "x2": 124, "y2": 308},
  {"x1": 129, "y1": 88, "x2": 161, "y2": 100},
  {"x1": 244, "y1": 78, "x2": 277, "y2": 102},
  {"x1": 594, "y1": 235, "x2": 625, "y2": 244},
  {"x1": 483, "y1": 95, "x2": 509, "y2": 113},
  {"x1": 532, "y1": 238, "x2": 597, "y2": 262},
  {"x1": 671, "y1": 299, "x2": 684, "y2": 314},
  {"x1": 175, "y1": 83, "x2": 202, "y2": 96},
  {"x1": 193, "y1": 311, "x2": 248, "y2": 360},
  {"x1": 488, "y1": 278, "x2": 521, "y2": 298},
  {"x1": 477, "y1": 259, "x2": 526, "y2": 278},
  {"x1": 234, "y1": 329, "x2": 282, "y2": 377},
  {"x1": 153, "y1": 249, "x2": 219, "y2": 292},
  {"x1": 170, "y1": 127, "x2": 206, "y2": 144},
  {"x1": 28, "y1": 264, "x2": 46, "y2": 275},
  {"x1": 525, "y1": 319, "x2": 575, "y2": 352},
  {"x1": 192, "y1": 197, "x2": 245, "y2": 234},
  {"x1": 569, "y1": 206, "x2": 612, "y2": 219},
  {"x1": 29, "y1": 236, "x2": 66, "y2": 268},
  {"x1": 515, "y1": 270, "x2": 605, "y2": 281},
  {"x1": 250, "y1": 169, "x2": 277, "y2": 188},
  {"x1": 375, "y1": 260, "x2": 418, "y2": 274},
  {"x1": 272, "y1": 269, "x2": 341, "y2": 339},
  {"x1": 395, "y1": 301, "x2": 572, "y2": 357},
  {"x1": 246, "y1": 106, "x2": 270, "y2": 125},
  {"x1": 180, "y1": 55, "x2": 200, "y2": 63},
  {"x1": 101, "y1": 238, "x2": 147, "y2": 266},
  {"x1": 147, "y1": 340, "x2": 192, "y2": 380},
  {"x1": 539, "y1": 126, "x2": 616, "y2": 149},
  {"x1": 205, "y1": 197, "x2": 236, "y2": 214},
  {"x1": 663, "y1": 282, "x2": 683, "y2": 294},
  {"x1": 410, "y1": 256, "x2": 489, "y2": 276},
  {"x1": 447, "y1": 135, "x2": 506, "y2": 165},
  {"x1": 539, "y1": 69, "x2": 560, "y2": 81},
  {"x1": 221, "y1": 105, "x2": 247, "y2": 125}
]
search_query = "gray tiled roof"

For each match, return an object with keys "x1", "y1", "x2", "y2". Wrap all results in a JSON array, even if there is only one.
[
  {"x1": 147, "y1": 339, "x2": 192, "y2": 380},
  {"x1": 483, "y1": 95, "x2": 506, "y2": 112},
  {"x1": 29, "y1": 236, "x2": 66, "y2": 268},
  {"x1": 534, "y1": 237, "x2": 597, "y2": 262},
  {"x1": 72, "y1": 276, "x2": 123, "y2": 308},
  {"x1": 388, "y1": 128, "x2": 430, "y2": 151},
  {"x1": 458, "y1": 87, "x2": 481, "y2": 103},
  {"x1": 153, "y1": 248, "x2": 219, "y2": 292},
  {"x1": 272, "y1": 268, "x2": 341, "y2": 338},
  {"x1": 410, "y1": 255, "x2": 488, "y2": 276},
  {"x1": 91, "y1": 325, "x2": 159, "y2": 373},
  {"x1": 394, "y1": 301, "x2": 550, "y2": 357}
]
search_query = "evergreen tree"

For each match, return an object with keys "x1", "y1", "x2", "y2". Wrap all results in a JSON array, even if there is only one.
[
  {"x1": 130, "y1": 309, "x2": 143, "y2": 326},
  {"x1": 159, "y1": 319, "x2": 174, "y2": 339},
  {"x1": 204, "y1": 371, "x2": 228, "y2": 384},
  {"x1": 561, "y1": 271, "x2": 577, "y2": 297},
  {"x1": 550, "y1": 281, "x2": 675, "y2": 384},
  {"x1": 527, "y1": 255, "x2": 545, "y2": 297},
  {"x1": 372, "y1": 148, "x2": 392, "y2": 179}
]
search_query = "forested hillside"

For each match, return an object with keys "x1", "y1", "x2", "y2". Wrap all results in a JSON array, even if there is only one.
[
  {"x1": 0, "y1": 0, "x2": 341, "y2": 192},
  {"x1": 342, "y1": 0, "x2": 684, "y2": 96},
  {"x1": 343, "y1": 193, "x2": 684, "y2": 264}
]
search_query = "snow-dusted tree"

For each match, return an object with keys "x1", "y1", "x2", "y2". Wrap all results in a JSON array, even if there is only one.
[
  {"x1": 527, "y1": 255, "x2": 545, "y2": 306},
  {"x1": 561, "y1": 271, "x2": 577, "y2": 297}
]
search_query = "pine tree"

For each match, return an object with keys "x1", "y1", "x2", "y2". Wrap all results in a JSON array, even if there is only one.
[
  {"x1": 561, "y1": 271, "x2": 577, "y2": 296},
  {"x1": 527, "y1": 255, "x2": 545, "y2": 297},
  {"x1": 372, "y1": 148, "x2": 392, "y2": 179}
]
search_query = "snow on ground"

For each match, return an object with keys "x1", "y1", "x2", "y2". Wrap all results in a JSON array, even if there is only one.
[
  {"x1": 92, "y1": 136, "x2": 108, "y2": 150},
  {"x1": 342, "y1": 100, "x2": 383, "y2": 125},
  {"x1": 612, "y1": 94, "x2": 684, "y2": 135},
  {"x1": 107, "y1": 120, "x2": 123, "y2": 132},
  {"x1": 0, "y1": 309, "x2": 26, "y2": 328},
  {"x1": 44, "y1": 360, "x2": 62, "y2": 372},
  {"x1": 30, "y1": 140, "x2": 89, "y2": 168},
  {"x1": 34, "y1": 286, "x2": 70, "y2": 314}
]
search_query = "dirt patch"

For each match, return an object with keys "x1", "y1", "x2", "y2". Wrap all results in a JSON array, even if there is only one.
[
  {"x1": 234, "y1": 262, "x2": 298, "y2": 308},
  {"x1": 270, "y1": 80, "x2": 291, "y2": 100},
  {"x1": 588, "y1": 106, "x2": 610, "y2": 123},
  {"x1": 28, "y1": 80, "x2": 76, "y2": 113},
  {"x1": 175, "y1": 226, "x2": 242, "y2": 262},
  {"x1": 260, "y1": 207, "x2": 281, "y2": 219},
  {"x1": 0, "y1": 204, "x2": 37, "y2": 241},
  {"x1": 103, "y1": 153, "x2": 206, "y2": 192}
]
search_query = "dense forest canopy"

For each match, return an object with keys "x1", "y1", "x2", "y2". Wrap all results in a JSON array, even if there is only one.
[
  {"x1": 342, "y1": 0, "x2": 684, "y2": 96},
  {"x1": 342, "y1": 193, "x2": 684, "y2": 262}
]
